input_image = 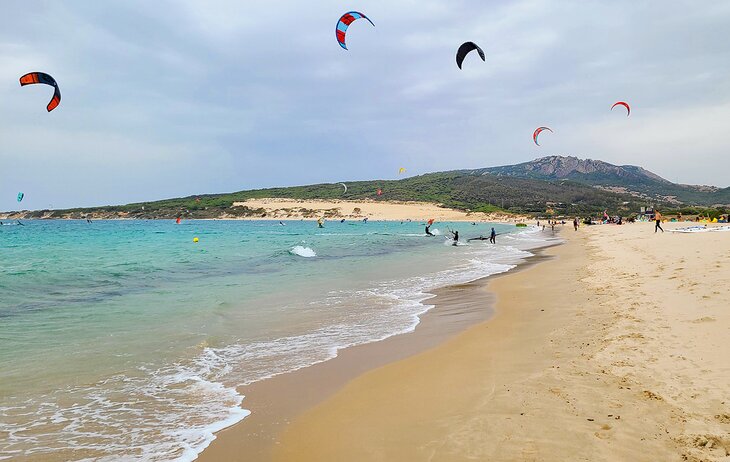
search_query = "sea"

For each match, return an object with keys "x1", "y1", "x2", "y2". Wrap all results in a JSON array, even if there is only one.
[{"x1": 0, "y1": 219, "x2": 553, "y2": 461}]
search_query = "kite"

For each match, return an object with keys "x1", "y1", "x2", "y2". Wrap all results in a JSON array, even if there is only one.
[
  {"x1": 19, "y1": 72, "x2": 61, "y2": 112},
  {"x1": 456, "y1": 42, "x2": 486, "y2": 69},
  {"x1": 399, "y1": 167, "x2": 406, "y2": 175},
  {"x1": 336, "y1": 11, "x2": 375, "y2": 50},
  {"x1": 339, "y1": 183, "x2": 348, "y2": 193},
  {"x1": 17, "y1": 192, "x2": 24, "y2": 203},
  {"x1": 533, "y1": 127, "x2": 553, "y2": 146},
  {"x1": 611, "y1": 101, "x2": 631, "y2": 117}
]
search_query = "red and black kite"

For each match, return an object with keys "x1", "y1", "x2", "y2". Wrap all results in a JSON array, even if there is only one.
[{"x1": 20, "y1": 72, "x2": 61, "y2": 112}]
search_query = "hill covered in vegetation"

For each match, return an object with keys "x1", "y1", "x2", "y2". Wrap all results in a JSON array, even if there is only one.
[
  {"x1": 478, "y1": 156, "x2": 730, "y2": 206},
  {"x1": 5, "y1": 157, "x2": 727, "y2": 220}
]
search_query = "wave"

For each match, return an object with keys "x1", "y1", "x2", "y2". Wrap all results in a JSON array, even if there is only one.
[
  {"x1": 289, "y1": 246, "x2": 316, "y2": 258},
  {"x1": 1, "y1": 222, "x2": 554, "y2": 461},
  {"x1": 0, "y1": 359, "x2": 249, "y2": 462}
]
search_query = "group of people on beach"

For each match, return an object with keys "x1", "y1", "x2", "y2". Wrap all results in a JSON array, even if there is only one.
[
  {"x1": 541, "y1": 208, "x2": 730, "y2": 234},
  {"x1": 538, "y1": 219, "x2": 563, "y2": 233}
]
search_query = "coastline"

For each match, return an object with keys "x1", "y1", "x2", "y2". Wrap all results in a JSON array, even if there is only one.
[
  {"x1": 197, "y1": 238, "x2": 559, "y2": 461},
  {"x1": 0, "y1": 198, "x2": 527, "y2": 223},
  {"x1": 267, "y1": 223, "x2": 730, "y2": 461},
  {"x1": 228, "y1": 198, "x2": 526, "y2": 223}
]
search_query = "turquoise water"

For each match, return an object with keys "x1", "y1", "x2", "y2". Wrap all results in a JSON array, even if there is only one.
[{"x1": 0, "y1": 219, "x2": 544, "y2": 461}]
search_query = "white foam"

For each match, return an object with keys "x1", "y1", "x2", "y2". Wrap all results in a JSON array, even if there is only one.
[
  {"x1": 1, "y1": 359, "x2": 250, "y2": 462},
  {"x1": 1, "y1": 227, "x2": 554, "y2": 462},
  {"x1": 196, "y1": 233, "x2": 544, "y2": 394},
  {"x1": 289, "y1": 245, "x2": 316, "y2": 258}
]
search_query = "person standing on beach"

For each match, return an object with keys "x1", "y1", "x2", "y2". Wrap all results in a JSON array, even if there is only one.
[
  {"x1": 573, "y1": 218, "x2": 578, "y2": 231},
  {"x1": 655, "y1": 211, "x2": 664, "y2": 233},
  {"x1": 489, "y1": 227, "x2": 496, "y2": 244}
]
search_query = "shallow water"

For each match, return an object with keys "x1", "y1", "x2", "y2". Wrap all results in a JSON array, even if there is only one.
[{"x1": 0, "y1": 219, "x2": 548, "y2": 461}]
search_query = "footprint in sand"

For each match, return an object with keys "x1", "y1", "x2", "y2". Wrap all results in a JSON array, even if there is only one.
[
  {"x1": 594, "y1": 423, "x2": 613, "y2": 440},
  {"x1": 677, "y1": 434, "x2": 730, "y2": 459},
  {"x1": 642, "y1": 390, "x2": 664, "y2": 401}
]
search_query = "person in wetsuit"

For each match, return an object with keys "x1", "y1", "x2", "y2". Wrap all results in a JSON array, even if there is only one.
[
  {"x1": 425, "y1": 224, "x2": 434, "y2": 236},
  {"x1": 451, "y1": 230, "x2": 459, "y2": 246},
  {"x1": 489, "y1": 227, "x2": 496, "y2": 244},
  {"x1": 655, "y1": 211, "x2": 664, "y2": 233}
]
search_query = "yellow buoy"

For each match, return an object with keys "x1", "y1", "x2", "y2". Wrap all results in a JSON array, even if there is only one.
[{"x1": 193, "y1": 237, "x2": 199, "y2": 243}]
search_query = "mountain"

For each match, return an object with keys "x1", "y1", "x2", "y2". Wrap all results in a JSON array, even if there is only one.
[
  {"x1": 476, "y1": 156, "x2": 730, "y2": 207},
  {"x1": 3, "y1": 157, "x2": 726, "y2": 220}
]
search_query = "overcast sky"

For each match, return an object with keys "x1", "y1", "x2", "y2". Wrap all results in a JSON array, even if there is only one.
[{"x1": 1, "y1": 0, "x2": 728, "y2": 210}]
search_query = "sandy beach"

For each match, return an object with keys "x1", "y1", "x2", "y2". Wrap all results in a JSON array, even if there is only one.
[
  {"x1": 201, "y1": 222, "x2": 729, "y2": 462},
  {"x1": 231, "y1": 198, "x2": 524, "y2": 222}
]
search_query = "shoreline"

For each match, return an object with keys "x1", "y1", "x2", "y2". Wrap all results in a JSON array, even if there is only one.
[
  {"x1": 197, "y1": 238, "x2": 560, "y2": 461},
  {"x1": 0, "y1": 198, "x2": 529, "y2": 223},
  {"x1": 268, "y1": 223, "x2": 730, "y2": 461}
]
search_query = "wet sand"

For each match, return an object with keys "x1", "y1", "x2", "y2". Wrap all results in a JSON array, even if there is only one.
[
  {"x1": 269, "y1": 223, "x2": 729, "y2": 462},
  {"x1": 200, "y1": 222, "x2": 730, "y2": 461},
  {"x1": 198, "y1": 247, "x2": 555, "y2": 461}
]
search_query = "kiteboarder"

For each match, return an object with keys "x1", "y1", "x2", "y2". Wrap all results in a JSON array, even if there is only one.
[
  {"x1": 425, "y1": 224, "x2": 434, "y2": 236},
  {"x1": 317, "y1": 218, "x2": 325, "y2": 228},
  {"x1": 449, "y1": 229, "x2": 459, "y2": 246},
  {"x1": 489, "y1": 227, "x2": 497, "y2": 244}
]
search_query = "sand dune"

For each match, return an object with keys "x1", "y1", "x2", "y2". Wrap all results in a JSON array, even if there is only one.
[{"x1": 231, "y1": 198, "x2": 523, "y2": 222}]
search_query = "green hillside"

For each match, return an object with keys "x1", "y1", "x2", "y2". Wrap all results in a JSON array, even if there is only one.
[
  {"x1": 16, "y1": 171, "x2": 662, "y2": 220},
  {"x1": 8, "y1": 156, "x2": 726, "y2": 220},
  {"x1": 479, "y1": 156, "x2": 730, "y2": 206}
]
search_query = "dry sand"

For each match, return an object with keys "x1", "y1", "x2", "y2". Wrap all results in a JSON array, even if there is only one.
[
  {"x1": 231, "y1": 198, "x2": 523, "y2": 222},
  {"x1": 268, "y1": 223, "x2": 730, "y2": 462}
]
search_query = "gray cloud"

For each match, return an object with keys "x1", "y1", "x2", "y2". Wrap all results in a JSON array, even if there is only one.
[{"x1": 1, "y1": 0, "x2": 728, "y2": 210}]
